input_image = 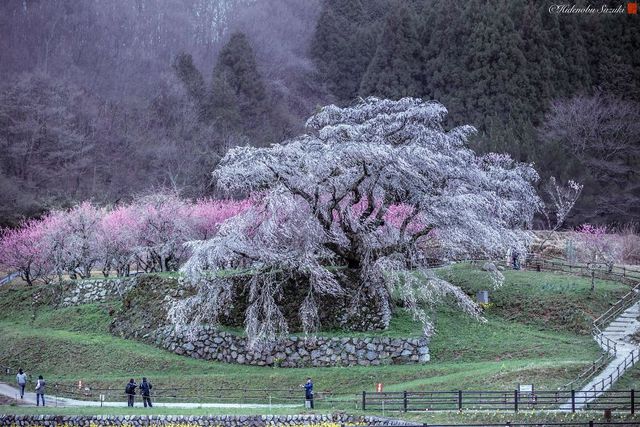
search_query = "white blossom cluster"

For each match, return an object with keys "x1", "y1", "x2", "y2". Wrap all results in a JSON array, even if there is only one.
[{"x1": 169, "y1": 97, "x2": 542, "y2": 349}]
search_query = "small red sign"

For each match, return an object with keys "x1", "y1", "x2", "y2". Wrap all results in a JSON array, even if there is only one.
[
  {"x1": 628, "y1": 2, "x2": 638, "y2": 14},
  {"x1": 376, "y1": 383, "x2": 383, "y2": 393}
]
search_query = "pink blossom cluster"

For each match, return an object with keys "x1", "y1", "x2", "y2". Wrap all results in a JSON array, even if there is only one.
[
  {"x1": 575, "y1": 223, "x2": 621, "y2": 268},
  {"x1": 0, "y1": 195, "x2": 251, "y2": 284}
]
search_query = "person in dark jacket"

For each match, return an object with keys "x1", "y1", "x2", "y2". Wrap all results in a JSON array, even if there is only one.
[
  {"x1": 303, "y1": 377, "x2": 314, "y2": 409},
  {"x1": 35, "y1": 375, "x2": 46, "y2": 406},
  {"x1": 139, "y1": 377, "x2": 153, "y2": 408},
  {"x1": 125, "y1": 378, "x2": 137, "y2": 407}
]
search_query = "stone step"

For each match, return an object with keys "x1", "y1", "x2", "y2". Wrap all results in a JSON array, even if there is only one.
[{"x1": 608, "y1": 321, "x2": 634, "y2": 326}]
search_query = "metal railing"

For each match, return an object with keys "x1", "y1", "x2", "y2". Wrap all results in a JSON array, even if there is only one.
[
  {"x1": 593, "y1": 283, "x2": 640, "y2": 334},
  {"x1": 0, "y1": 271, "x2": 19, "y2": 286},
  {"x1": 361, "y1": 389, "x2": 638, "y2": 414},
  {"x1": 526, "y1": 258, "x2": 640, "y2": 285},
  {"x1": 524, "y1": 257, "x2": 640, "y2": 392},
  {"x1": 563, "y1": 351, "x2": 614, "y2": 391},
  {"x1": 582, "y1": 349, "x2": 640, "y2": 409},
  {"x1": 361, "y1": 423, "x2": 640, "y2": 427},
  {"x1": 0, "y1": 365, "x2": 351, "y2": 407},
  {"x1": 21, "y1": 382, "x2": 358, "y2": 408}
]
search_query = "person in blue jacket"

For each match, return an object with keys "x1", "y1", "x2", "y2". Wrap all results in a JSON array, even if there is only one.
[
  {"x1": 139, "y1": 377, "x2": 153, "y2": 408},
  {"x1": 303, "y1": 377, "x2": 314, "y2": 409}
]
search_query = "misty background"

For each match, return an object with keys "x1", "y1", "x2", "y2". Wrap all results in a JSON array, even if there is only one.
[{"x1": 0, "y1": 0, "x2": 638, "y2": 227}]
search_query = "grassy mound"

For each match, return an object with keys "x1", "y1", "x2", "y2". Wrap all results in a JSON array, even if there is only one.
[{"x1": 439, "y1": 263, "x2": 628, "y2": 334}]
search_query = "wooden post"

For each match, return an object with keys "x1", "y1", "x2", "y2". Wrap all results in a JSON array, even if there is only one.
[{"x1": 362, "y1": 391, "x2": 366, "y2": 411}]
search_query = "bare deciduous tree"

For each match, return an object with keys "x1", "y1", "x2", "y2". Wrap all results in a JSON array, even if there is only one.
[{"x1": 540, "y1": 92, "x2": 640, "y2": 223}]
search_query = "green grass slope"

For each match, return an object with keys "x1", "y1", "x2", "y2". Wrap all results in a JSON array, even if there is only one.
[{"x1": 0, "y1": 264, "x2": 631, "y2": 408}]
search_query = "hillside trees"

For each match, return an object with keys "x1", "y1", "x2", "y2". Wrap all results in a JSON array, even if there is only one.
[
  {"x1": 0, "y1": 0, "x2": 638, "y2": 226},
  {"x1": 0, "y1": 1, "x2": 321, "y2": 225},
  {"x1": 0, "y1": 74, "x2": 99, "y2": 223},
  {"x1": 309, "y1": 0, "x2": 639, "y2": 224},
  {"x1": 358, "y1": 4, "x2": 424, "y2": 99},
  {"x1": 174, "y1": 32, "x2": 284, "y2": 147},
  {"x1": 228, "y1": 0, "x2": 326, "y2": 137},
  {"x1": 170, "y1": 97, "x2": 541, "y2": 348},
  {"x1": 311, "y1": 0, "x2": 388, "y2": 103},
  {"x1": 539, "y1": 93, "x2": 640, "y2": 225}
]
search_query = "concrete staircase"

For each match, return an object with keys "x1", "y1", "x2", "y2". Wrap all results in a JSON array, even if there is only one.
[
  {"x1": 561, "y1": 300, "x2": 640, "y2": 411},
  {"x1": 602, "y1": 303, "x2": 640, "y2": 343}
]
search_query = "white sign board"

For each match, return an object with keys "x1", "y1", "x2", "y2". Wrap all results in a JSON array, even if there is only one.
[{"x1": 519, "y1": 384, "x2": 534, "y2": 394}]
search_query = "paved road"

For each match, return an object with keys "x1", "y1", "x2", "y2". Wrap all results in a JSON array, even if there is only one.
[{"x1": 0, "y1": 383, "x2": 299, "y2": 409}]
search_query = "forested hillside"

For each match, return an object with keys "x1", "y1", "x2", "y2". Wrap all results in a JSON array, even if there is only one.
[{"x1": 1, "y1": 0, "x2": 638, "y2": 226}]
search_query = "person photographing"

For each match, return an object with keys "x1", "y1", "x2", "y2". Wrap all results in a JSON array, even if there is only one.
[{"x1": 301, "y1": 377, "x2": 313, "y2": 409}]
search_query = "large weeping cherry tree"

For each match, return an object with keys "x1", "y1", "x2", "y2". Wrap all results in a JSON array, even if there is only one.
[{"x1": 169, "y1": 97, "x2": 542, "y2": 349}]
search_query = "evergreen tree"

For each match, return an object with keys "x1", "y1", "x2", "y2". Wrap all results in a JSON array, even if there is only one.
[
  {"x1": 359, "y1": 4, "x2": 424, "y2": 99},
  {"x1": 211, "y1": 32, "x2": 268, "y2": 128},
  {"x1": 311, "y1": 0, "x2": 388, "y2": 103},
  {"x1": 173, "y1": 53, "x2": 206, "y2": 104},
  {"x1": 594, "y1": 14, "x2": 640, "y2": 101},
  {"x1": 419, "y1": 0, "x2": 479, "y2": 126},
  {"x1": 172, "y1": 52, "x2": 208, "y2": 120}
]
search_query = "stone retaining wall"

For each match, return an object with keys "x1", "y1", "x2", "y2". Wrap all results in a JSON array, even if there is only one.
[
  {"x1": 61, "y1": 277, "x2": 137, "y2": 307},
  {"x1": 154, "y1": 326, "x2": 429, "y2": 367},
  {"x1": 0, "y1": 414, "x2": 407, "y2": 427},
  {"x1": 62, "y1": 276, "x2": 431, "y2": 368}
]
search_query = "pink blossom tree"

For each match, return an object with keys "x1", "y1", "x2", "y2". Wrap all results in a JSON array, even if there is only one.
[
  {"x1": 576, "y1": 223, "x2": 621, "y2": 275},
  {"x1": 97, "y1": 205, "x2": 140, "y2": 277},
  {"x1": 44, "y1": 202, "x2": 104, "y2": 280},
  {"x1": 132, "y1": 193, "x2": 193, "y2": 272},
  {"x1": 189, "y1": 198, "x2": 252, "y2": 240},
  {"x1": 0, "y1": 219, "x2": 54, "y2": 285}
]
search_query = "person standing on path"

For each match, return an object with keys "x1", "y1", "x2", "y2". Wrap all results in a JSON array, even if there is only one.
[
  {"x1": 139, "y1": 377, "x2": 152, "y2": 408},
  {"x1": 125, "y1": 378, "x2": 137, "y2": 407},
  {"x1": 15, "y1": 369, "x2": 27, "y2": 399},
  {"x1": 303, "y1": 377, "x2": 314, "y2": 409},
  {"x1": 35, "y1": 375, "x2": 45, "y2": 406}
]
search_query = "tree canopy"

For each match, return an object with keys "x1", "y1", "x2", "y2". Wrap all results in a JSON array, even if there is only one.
[{"x1": 170, "y1": 97, "x2": 541, "y2": 349}]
